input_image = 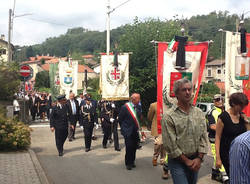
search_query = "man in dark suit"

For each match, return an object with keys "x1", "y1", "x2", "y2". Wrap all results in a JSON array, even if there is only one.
[
  {"x1": 80, "y1": 97, "x2": 96, "y2": 152},
  {"x1": 87, "y1": 93, "x2": 98, "y2": 140},
  {"x1": 118, "y1": 93, "x2": 141, "y2": 170},
  {"x1": 50, "y1": 95, "x2": 73, "y2": 156},
  {"x1": 28, "y1": 93, "x2": 39, "y2": 121},
  {"x1": 100, "y1": 101, "x2": 112, "y2": 149},
  {"x1": 66, "y1": 92, "x2": 80, "y2": 141}
]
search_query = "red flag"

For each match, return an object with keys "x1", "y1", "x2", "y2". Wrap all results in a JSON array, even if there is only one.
[{"x1": 157, "y1": 42, "x2": 208, "y2": 134}]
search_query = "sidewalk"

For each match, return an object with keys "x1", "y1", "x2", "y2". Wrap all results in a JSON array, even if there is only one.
[{"x1": 0, "y1": 149, "x2": 49, "y2": 184}]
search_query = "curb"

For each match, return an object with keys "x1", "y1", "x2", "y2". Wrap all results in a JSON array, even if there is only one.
[{"x1": 28, "y1": 149, "x2": 50, "y2": 184}]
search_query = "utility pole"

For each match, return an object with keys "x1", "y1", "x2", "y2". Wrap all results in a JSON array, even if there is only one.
[
  {"x1": 8, "y1": 9, "x2": 12, "y2": 62},
  {"x1": 106, "y1": 0, "x2": 111, "y2": 55},
  {"x1": 106, "y1": 0, "x2": 131, "y2": 55}
]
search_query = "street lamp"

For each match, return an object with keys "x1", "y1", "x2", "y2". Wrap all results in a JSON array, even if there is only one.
[{"x1": 106, "y1": 0, "x2": 131, "y2": 55}]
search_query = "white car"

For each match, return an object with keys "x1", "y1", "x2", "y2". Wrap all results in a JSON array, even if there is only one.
[{"x1": 196, "y1": 102, "x2": 214, "y2": 114}]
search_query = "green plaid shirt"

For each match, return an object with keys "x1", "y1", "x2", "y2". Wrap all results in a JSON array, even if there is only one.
[{"x1": 161, "y1": 104, "x2": 209, "y2": 159}]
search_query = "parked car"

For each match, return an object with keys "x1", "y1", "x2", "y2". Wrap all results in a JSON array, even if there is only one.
[{"x1": 196, "y1": 102, "x2": 214, "y2": 114}]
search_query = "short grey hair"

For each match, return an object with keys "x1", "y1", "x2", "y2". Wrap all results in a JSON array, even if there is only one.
[{"x1": 173, "y1": 78, "x2": 192, "y2": 95}]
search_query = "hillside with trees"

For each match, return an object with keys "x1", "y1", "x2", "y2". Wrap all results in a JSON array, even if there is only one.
[
  {"x1": 12, "y1": 11, "x2": 250, "y2": 115},
  {"x1": 14, "y1": 11, "x2": 250, "y2": 62}
]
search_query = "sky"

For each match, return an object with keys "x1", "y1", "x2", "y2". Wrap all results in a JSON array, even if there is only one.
[{"x1": 0, "y1": 0, "x2": 249, "y2": 46}]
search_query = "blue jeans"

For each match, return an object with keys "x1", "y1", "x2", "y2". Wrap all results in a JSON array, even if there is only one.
[{"x1": 168, "y1": 158, "x2": 198, "y2": 184}]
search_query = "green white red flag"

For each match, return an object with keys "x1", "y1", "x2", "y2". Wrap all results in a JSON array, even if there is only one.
[{"x1": 157, "y1": 41, "x2": 209, "y2": 134}]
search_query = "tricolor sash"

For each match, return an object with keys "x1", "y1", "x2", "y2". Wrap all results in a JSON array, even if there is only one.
[{"x1": 125, "y1": 102, "x2": 141, "y2": 129}]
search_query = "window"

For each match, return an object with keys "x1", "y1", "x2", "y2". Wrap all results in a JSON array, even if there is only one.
[
  {"x1": 0, "y1": 49, "x2": 6, "y2": 55},
  {"x1": 207, "y1": 69, "x2": 211, "y2": 77},
  {"x1": 217, "y1": 69, "x2": 221, "y2": 74}
]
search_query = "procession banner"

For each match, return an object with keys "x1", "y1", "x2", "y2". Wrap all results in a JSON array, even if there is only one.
[
  {"x1": 225, "y1": 31, "x2": 250, "y2": 116},
  {"x1": 101, "y1": 53, "x2": 129, "y2": 100},
  {"x1": 157, "y1": 42, "x2": 209, "y2": 133},
  {"x1": 58, "y1": 60, "x2": 78, "y2": 98},
  {"x1": 49, "y1": 63, "x2": 59, "y2": 101}
]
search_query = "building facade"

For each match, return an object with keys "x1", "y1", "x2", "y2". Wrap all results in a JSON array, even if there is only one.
[
  {"x1": 202, "y1": 59, "x2": 225, "y2": 83},
  {"x1": 0, "y1": 34, "x2": 14, "y2": 63}
]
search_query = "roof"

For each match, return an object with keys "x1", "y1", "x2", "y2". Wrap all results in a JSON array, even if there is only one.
[
  {"x1": 0, "y1": 39, "x2": 14, "y2": 49},
  {"x1": 82, "y1": 54, "x2": 94, "y2": 59},
  {"x1": 78, "y1": 64, "x2": 94, "y2": 73},
  {"x1": 206, "y1": 59, "x2": 225, "y2": 66},
  {"x1": 21, "y1": 60, "x2": 39, "y2": 65},
  {"x1": 28, "y1": 56, "x2": 54, "y2": 62},
  {"x1": 41, "y1": 63, "x2": 95, "y2": 73},
  {"x1": 41, "y1": 63, "x2": 50, "y2": 71},
  {"x1": 21, "y1": 55, "x2": 95, "y2": 73},
  {"x1": 21, "y1": 56, "x2": 67, "y2": 65},
  {"x1": 45, "y1": 57, "x2": 67, "y2": 64},
  {"x1": 215, "y1": 82, "x2": 225, "y2": 93}
]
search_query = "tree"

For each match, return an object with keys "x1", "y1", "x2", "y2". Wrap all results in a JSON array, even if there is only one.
[
  {"x1": 0, "y1": 62, "x2": 20, "y2": 100},
  {"x1": 35, "y1": 71, "x2": 50, "y2": 89},
  {"x1": 197, "y1": 81, "x2": 220, "y2": 102},
  {"x1": 119, "y1": 18, "x2": 180, "y2": 115}
]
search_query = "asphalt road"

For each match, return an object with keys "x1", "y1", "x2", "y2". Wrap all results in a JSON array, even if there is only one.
[{"x1": 30, "y1": 124, "x2": 217, "y2": 184}]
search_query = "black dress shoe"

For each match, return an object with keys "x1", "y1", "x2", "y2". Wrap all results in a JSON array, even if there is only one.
[
  {"x1": 69, "y1": 139, "x2": 73, "y2": 142},
  {"x1": 136, "y1": 144, "x2": 142, "y2": 149},
  {"x1": 103, "y1": 145, "x2": 107, "y2": 149},
  {"x1": 126, "y1": 165, "x2": 132, "y2": 170},
  {"x1": 132, "y1": 163, "x2": 136, "y2": 168},
  {"x1": 59, "y1": 152, "x2": 63, "y2": 156},
  {"x1": 115, "y1": 148, "x2": 121, "y2": 151},
  {"x1": 85, "y1": 148, "x2": 90, "y2": 152}
]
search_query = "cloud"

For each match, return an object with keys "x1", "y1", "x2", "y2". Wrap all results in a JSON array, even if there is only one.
[{"x1": 1, "y1": 0, "x2": 250, "y2": 45}]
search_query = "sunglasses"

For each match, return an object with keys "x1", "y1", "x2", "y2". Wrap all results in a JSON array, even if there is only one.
[{"x1": 214, "y1": 98, "x2": 222, "y2": 102}]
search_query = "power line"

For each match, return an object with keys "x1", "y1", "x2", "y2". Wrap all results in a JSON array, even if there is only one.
[
  {"x1": 21, "y1": 17, "x2": 74, "y2": 27},
  {"x1": 111, "y1": 0, "x2": 132, "y2": 13}
]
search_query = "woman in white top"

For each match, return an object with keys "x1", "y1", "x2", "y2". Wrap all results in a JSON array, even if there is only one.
[{"x1": 13, "y1": 95, "x2": 20, "y2": 116}]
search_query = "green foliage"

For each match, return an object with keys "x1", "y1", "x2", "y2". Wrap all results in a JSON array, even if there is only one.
[
  {"x1": 35, "y1": 71, "x2": 50, "y2": 88},
  {"x1": 119, "y1": 18, "x2": 179, "y2": 114},
  {"x1": 40, "y1": 58, "x2": 46, "y2": 65},
  {"x1": 87, "y1": 78, "x2": 101, "y2": 101},
  {"x1": 14, "y1": 11, "x2": 250, "y2": 63},
  {"x1": 197, "y1": 95, "x2": 214, "y2": 103},
  {"x1": 186, "y1": 11, "x2": 250, "y2": 59},
  {"x1": 198, "y1": 82, "x2": 220, "y2": 102},
  {"x1": 71, "y1": 51, "x2": 84, "y2": 62},
  {"x1": 0, "y1": 110, "x2": 32, "y2": 150},
  {"x1": 200, "y1": 81, "x2": 220, "y2": 95},
  {"x1": 37, "y1": 87, "x2": 51, "y2": 93},
  {"x1": 0, "y1": 62, "x2": 21, "y2": 100}
]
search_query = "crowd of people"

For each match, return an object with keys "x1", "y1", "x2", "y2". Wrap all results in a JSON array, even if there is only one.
[
  {"x1": 13, "y1": 78, "x2": 250, "y2": 184},
  {"x1": 161, "y1": 78, "x2": 250, "y2": 184}
]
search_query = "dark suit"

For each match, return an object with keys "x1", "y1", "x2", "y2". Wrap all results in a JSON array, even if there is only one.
[
  {"x1": 111, "y1": 101, "x2": 120, "y2": 150},
  {"x1": 118, "y1": 103, "x2": 140, "y2": 167},
  {"x1": 28, "y1": 96, "x2": 39, "y2": 120},
  {"x1": 66, "y1": 99, "x2": 80, "y2": 140},
  {"x1": 100, "y1": 101, "x2": 112, "y2": 147},
  {"x1": 46, "y1": 95, "x2": 52, "y2": 120},
  {"x1": 50, "y1": 104, "x2": 68, "y2": 154},
  {"x1": 80, "y1": 103, "x2": 95, "y2": 149},
  {"x1": 90, "y1": 98, "x2": 98, "y2": 121}
]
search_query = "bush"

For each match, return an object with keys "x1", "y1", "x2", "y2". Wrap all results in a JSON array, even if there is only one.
[
  {"x1": 0, "y1": 113, "x2": 32, "y2": 151},
  {"x1": 37, "y1": 87, "x2": 51, "y2": 93}
]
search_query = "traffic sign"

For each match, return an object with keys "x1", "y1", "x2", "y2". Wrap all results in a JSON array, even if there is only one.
[{"x1": 20, "y1": 65, "x2": 32, "y2": 78}]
